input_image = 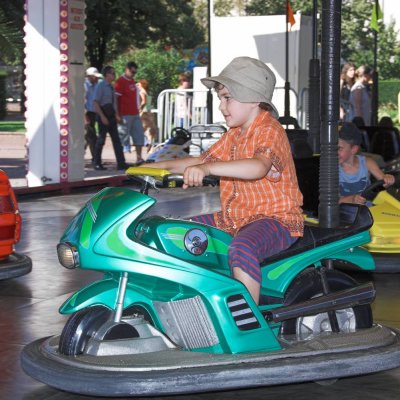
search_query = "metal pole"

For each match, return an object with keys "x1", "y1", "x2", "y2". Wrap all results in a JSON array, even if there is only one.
[
  {"x1": 284, "y1": 0, "x2": 290, "y2": 118},
  {"x1": 318, "y1": 0, "x2": 341, "y2": 228},
  {"x1": 207, "y1": 0, "x2": 213, "y2": 123},
  {"x1": 308, "y1": 0, "x2": 321, "y2": 153}
]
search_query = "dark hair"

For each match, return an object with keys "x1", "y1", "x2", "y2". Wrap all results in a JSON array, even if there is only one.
[
  {"x1": 355, "y1": 65, "x2": 372, "y2": 79},
  {"x1": 126, "y1": 61, "x2": 138, "y2": 70},
  {"x1": 378, "y1": 116, "x2": 394, "y2": 128},
  {"x1": 339, "y1": 122, "x2": 362, "y2": 146},
  {"x1": 102, "y1": 65, "x2": 114, "y2": 76}
]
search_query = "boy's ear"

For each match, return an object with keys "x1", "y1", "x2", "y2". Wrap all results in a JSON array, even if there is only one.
[{"x1": 351, "y1": 144, "x2": 360, "y2": 154}]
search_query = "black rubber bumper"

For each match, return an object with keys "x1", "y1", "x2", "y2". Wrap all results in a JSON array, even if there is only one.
[
  {"x1": 370, "y1": 253, "x2": 400, "y2": 273},
  {"x1": 21, "y1": 325, "x2": 400, "y2": 397},
  {"x1": 0, "y1": 252, "x2": 32, "y2": 280}
]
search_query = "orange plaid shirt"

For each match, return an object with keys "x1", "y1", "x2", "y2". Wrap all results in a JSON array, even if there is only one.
[{"x1": 200, "y1": 111, "x2": 304, "y2": 236}]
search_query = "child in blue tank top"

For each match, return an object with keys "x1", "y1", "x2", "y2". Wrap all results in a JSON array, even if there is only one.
[{"x1": 338, "y1": 122, "x2": 395, "y2": 204}]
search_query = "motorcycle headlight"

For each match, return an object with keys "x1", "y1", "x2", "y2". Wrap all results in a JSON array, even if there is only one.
[{"x1": 57, "y1": 242, "x2": 79, "y2": 269}]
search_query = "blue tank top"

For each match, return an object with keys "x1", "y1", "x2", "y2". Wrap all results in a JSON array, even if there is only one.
[{"x1": 339, "y1": 155, "x2": 370, "y2": 196}]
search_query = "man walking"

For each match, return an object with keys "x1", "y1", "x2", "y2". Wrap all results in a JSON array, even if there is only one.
[
  {"x1": 93, "y1": 65, "x2": 127, "y2": 170},
  {"x1": 84, "y1": 67, "x2": 101, "y2": 162},
  {"x1": 114, "y1": 61, "x2": 145, "y2": 164}
]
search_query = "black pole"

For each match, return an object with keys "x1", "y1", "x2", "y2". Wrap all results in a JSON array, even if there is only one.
[
  {"x1": 308, "y1": 0, "x2": 321, "y2": 153},
  {"x1": 284, "y1": 0, "x2": 290, "y2": 118},
  {"x1": 318, "y1": 0, "x2": 341, "y2": 229},
  {"x1": 371, "y1": 0, "x2": 379, "y2": 126},
  {"x1": 207, "y1": 0, "x2": 213, "y2": 123},
  {"x1": 280, "y1": 1, "x2": 299, "y2": 127}
]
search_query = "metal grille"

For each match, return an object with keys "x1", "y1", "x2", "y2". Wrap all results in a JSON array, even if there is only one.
[{"x1": 154, "y1": 296, "x2": 219, "y2": 349}]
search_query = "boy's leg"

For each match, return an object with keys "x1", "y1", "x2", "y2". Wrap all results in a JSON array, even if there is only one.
[
  {"x1": 229, "y1": 218, "x2": 297, "y2": 304},
  {"x1": 189, "y1": 214, "x2": 216, "y2": 226}
]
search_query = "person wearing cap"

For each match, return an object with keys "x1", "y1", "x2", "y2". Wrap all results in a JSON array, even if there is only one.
[
  {"x1": 114, "y1": 61, "x2": 145, "y2": 164},
  {"x1": 84, "y1": 67, "x2": 101, "y2": 162},
  {"x1": 93, "y1": 65, "x2": 128, "y2": 171},
  {"x1": 338, "y1": 122, "x2": 395, "y2": 205},
  {"x1": 141, "y1": 56, "x2": 304, "y2": 304}
]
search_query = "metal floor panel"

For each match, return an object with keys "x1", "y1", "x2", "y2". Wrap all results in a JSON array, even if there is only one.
[{"x1": 1, "y1": 186, "x2": 400, "y2": 399}]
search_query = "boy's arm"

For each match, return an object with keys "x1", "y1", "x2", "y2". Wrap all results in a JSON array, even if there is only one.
[
  {"x1": 366, "y1": 157, "x2": 395, "y2": 187},
  {"x1": 204, "y1": 156, "x2": 272, "y2": 180},
  {"x1": 182, "y1": 156, "x2": 272, "y2": 189},
  {"x1": 141, "y1": 157, "x2": 202, "y2": 174}
]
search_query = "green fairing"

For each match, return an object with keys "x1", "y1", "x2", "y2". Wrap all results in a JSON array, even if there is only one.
[
  {"x1": 58, "y1": 186, "x2": 376, "y2": 354},
  {"x1": 260, "y1": 231, "x2": 372, "y2": 297}
]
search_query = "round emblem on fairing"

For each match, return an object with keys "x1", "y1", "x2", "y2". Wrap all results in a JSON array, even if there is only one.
[{"x1": 184, "y1": 228, "x2": 208, "y2": 256}]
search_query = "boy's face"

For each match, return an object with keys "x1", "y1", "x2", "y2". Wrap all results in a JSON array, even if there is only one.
[
  {"x1": 217, "y1": 86, "x2": 259, "y2": 130},
  {"x1": 338, "y1": 138, "x2": 359, "y2": 164}
]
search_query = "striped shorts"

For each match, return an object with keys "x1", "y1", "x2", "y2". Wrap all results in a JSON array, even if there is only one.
[{"x1": 191, "y1": 214, "x2": 297, "y2": 284}]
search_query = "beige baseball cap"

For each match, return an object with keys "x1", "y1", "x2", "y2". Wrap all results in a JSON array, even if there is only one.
[
  {"x1": 201, "y1": 56, "x2": 279, "y2": 119},
  {"x1": 86, "y1": 67, "x2": 102, "y2": 77}
]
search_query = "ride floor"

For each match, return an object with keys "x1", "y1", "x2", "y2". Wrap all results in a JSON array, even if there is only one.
[{"x1": 1, "y1": 185, "x2": 400, "y2": 400}]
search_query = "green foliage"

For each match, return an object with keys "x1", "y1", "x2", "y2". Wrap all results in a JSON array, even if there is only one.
[
  {"x1": 244, "y1": 0, "x2": 400, "y2": 81},
  {"x1": 376, "y1": 21, "x2": 400, "y2": 80},
  {"x1": 0, "y1": 4, "x2": 24, "y2": 65},
  {"x1": 0, "y1": 121, "x2": 25, "y2": 132},
  {"x1": 378, "y1": 103, "x2": 399, "y2": 126},
  {"x1": 85, "y1": 0, "x2": 204, "y2": 70},
  {"x1": 113, "y1": 42, "x2": 185, "y2": 107},
  {"x1": 379, "y1": 80, "x2": 400, "y2": 105},
  {"x1": 0, "y1": 71, "x2": 7, "y2": 121},
  {"x1": 245, "y1": 0, "x2": 313, "y2": 16}
]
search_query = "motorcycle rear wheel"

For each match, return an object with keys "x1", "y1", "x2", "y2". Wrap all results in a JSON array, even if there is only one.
[{"x1": 280, "y1": 268, "x2": 373, "y2": 340}]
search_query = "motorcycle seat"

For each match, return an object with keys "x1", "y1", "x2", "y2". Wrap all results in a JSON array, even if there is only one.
[{"x1": 261, "y1": 204, "x2": 373, "y2": 266}]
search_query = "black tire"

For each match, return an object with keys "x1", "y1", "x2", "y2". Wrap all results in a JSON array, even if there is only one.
[
  {"x1": 0, "y1": 252, "x2": 32, "y2": 280},
  {"x1": 280, "y1": 268, "x2": 373, "y2": 339},
  {"x1": 59, "y1": 305, "x2": 153, "y2": 356},
  {"x1": 59, "y1": 306, "x2": 112, "y2": 356}
]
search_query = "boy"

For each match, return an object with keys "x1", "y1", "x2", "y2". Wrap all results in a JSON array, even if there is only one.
[
  {"x1": 338, "y1": 122, "x2": 395, "y2": 205},
  {"x1": 142, "y1": 57, "x2": 303, "y2": 304}
]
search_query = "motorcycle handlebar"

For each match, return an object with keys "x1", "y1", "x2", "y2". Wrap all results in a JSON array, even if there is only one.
[{"x1": 163, "y1": 174, "x2": 219, "y2": 187}]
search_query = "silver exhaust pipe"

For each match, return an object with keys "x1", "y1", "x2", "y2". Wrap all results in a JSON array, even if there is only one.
[{"x1": 264, "y1": 282, "x2": 375, "y2": 323}]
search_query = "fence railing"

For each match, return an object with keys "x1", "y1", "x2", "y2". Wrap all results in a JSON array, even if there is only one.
[
  {"x1": 156, "y1": 86, "x2": 308, "y2": 141},
  {"x1": 156, "y1": 89, "x2": 209, "y2": 141}
]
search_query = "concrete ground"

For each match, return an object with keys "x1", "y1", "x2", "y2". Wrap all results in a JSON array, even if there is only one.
[
  {"x1": 0, "y1": 186, "x2": 399, "y2": 399},
  {"x1": 0, "y1": 132, "x2": 146, "y2": 189}
]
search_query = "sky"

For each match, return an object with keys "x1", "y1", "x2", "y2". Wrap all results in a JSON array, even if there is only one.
[{"x1": 381, "y1": 0, "x2": 400, "y2": 36}]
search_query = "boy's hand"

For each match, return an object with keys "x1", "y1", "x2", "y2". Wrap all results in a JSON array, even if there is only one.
[
  {"x1": 383, "y1": 173, "x2": 395, "y2": 187},
  {"x1": 340, "y1": 194, "x2": 366, "y2": 205},
  {"x1": 351, "y1": 194, "x2": 367, "y2": 204},
  {"x1": 183, "y1": 164, "x2": 210, "y2": 189}
]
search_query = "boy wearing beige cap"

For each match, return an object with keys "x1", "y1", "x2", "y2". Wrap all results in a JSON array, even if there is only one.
[{"x1": 142, "y1": 57, "x2": 303, "y2": 304}]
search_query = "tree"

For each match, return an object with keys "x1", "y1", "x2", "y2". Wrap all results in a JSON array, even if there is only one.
[
  {"x1": 0, "y1": 2, "x2": 24, "y2": 64},
  {"x1": 85, "y1": 0, "x2": 204, "y2": 70},
  {"x1": 245, "y1": 0, "x2": 313, "y2": 16},
  {"x1": 244, "y1": 0, "x2": 400, "y2": 80},
  {"x1": 378, "y1": 21, "x2": 400, "y2": 80},
  {"x1": 113, "y1": 42, "x2": 185, "y2": 104}
]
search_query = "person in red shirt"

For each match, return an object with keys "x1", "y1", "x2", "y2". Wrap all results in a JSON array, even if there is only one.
[
  {"x1": 141, "y1": 57, "x2": 303, "y2": 304},
  {"x1": 114, "y1": 61, "x2": 145, "y2": 163}
]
